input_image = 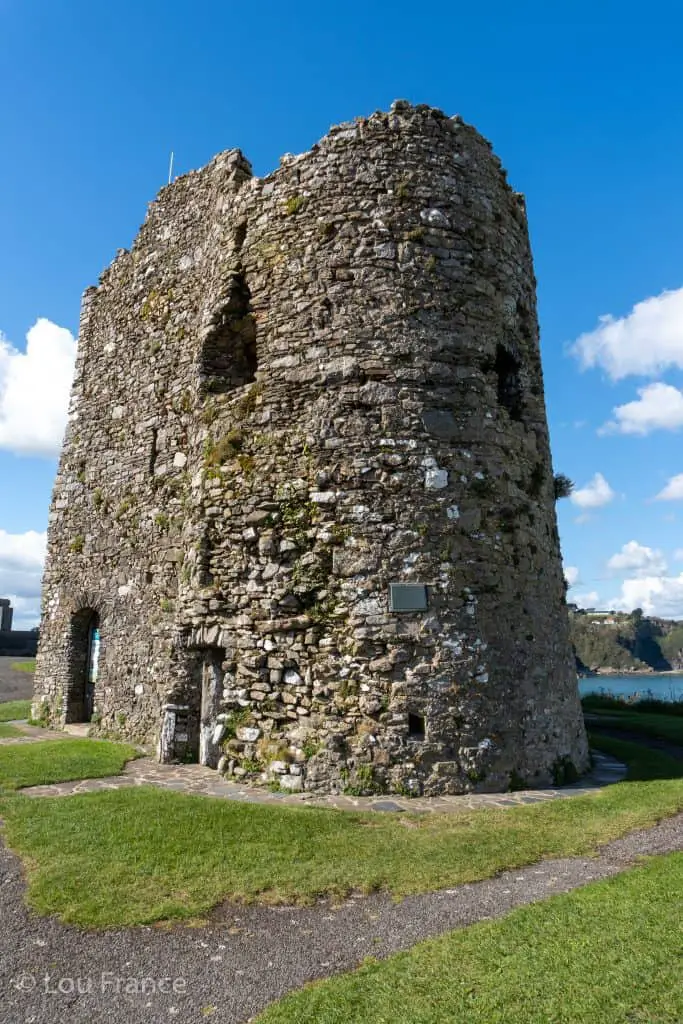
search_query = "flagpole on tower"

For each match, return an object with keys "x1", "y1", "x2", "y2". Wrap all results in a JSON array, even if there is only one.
[{"x1": 168, "y1": 151, "x2": 174, "y2": 185}]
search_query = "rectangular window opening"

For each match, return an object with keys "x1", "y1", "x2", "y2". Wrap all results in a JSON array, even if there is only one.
[{"x1": 408, "y1": 713, "x2": 426, "y2": 740}]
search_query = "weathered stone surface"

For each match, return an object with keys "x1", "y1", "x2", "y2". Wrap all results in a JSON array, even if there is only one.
[
  {"x1": 278, "y1": 774, "x2": 303, "y2": 792},
  {"x1": 237, "y1": 726, "x2": 261, "y2": 743},
  {"x1": 34, "y1": 103, "x2": 588, "y2": 796}
]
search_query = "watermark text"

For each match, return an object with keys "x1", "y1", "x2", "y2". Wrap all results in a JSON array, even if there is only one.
[{"x1": 10, "y1": 972, "x2": 186, "y2": 997}]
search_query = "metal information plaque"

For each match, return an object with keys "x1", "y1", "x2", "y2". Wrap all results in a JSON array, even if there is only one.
[{"x1": 389, "y1": 583, "x2": 428, "y2": 612}]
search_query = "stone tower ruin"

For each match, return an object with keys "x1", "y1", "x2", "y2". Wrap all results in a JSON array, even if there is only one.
[{"x1": 34, "y1": 102, "x2": 589, "y2": 794}]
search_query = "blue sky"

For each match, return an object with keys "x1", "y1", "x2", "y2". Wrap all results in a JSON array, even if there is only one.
[{"x1": 2, "y1": 0, "x2": 683, "y2": 625}]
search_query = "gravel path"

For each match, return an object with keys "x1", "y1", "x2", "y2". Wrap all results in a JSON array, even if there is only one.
[
  {"x1": 0, "y1": 658, "x2": 33, "y2": 704},
  {"x1": 0, "y1": 708, "x2": 677, "y2": 1021},
  {"x1": 1, "y1": 812, "x2": 682, "y2": 1024}
]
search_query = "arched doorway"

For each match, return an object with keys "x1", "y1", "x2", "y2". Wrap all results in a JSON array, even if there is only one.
[{"x1": 65, "y1": 608, "x2": 100, "y2": 723}]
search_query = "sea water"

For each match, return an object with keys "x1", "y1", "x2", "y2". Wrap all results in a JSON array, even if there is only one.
[{"x1": 579, "y1": 674, "x2": 683, "y2": 702}]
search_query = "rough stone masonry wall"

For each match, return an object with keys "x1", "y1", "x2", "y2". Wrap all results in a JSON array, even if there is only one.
[{"x1": 34, "y1": 102, "x2": 589, "y2": 795}]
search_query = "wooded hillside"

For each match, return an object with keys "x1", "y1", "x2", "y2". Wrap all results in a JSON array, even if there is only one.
[{"x1": 570, "y1": 609, "x2": 683, "y2": 673}]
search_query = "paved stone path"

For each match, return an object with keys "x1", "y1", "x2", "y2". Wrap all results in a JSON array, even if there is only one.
[
  {"x1": 1, "y1": 811, "x2": 681, "y2": 1024},
  {"x1": 12, "y1": 734, "x2": 627, "y2": 812}
]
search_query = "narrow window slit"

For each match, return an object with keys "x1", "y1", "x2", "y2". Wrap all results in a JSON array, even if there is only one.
[
  {"x1": 148, "y1": 427, "x2": 158, "y2": 475},
  {"x1": 493, "y1": 344, "x2": 523, "y2": 421},
  {"x1": 234, "y1": 221, "x2": 247, "y2": 252},
  {"x1": 408, "y1": 713, "x2": 426, "y2": 740}
]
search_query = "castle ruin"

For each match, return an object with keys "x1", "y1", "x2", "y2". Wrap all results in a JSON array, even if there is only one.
[{"x1": 33, "y1": 102, "x2": 589, "y2": 794}]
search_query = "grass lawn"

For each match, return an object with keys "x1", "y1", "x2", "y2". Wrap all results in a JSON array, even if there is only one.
[
  {"x1": 0, "y1": 723, "x2": 22, "y2": 738},
  {"x1": 0, "y1": 738, "x2": 138, "y2": 791},
  {"x1": 0, "y1": 700, "x2": 31, "y2": 722},
  {"x1": 10, "y1": 660, "x2": 35, "y2": 673},
  {"x1": 583, "y1": 693, "x2": 683, "y2": 716},
  {"x1": 587, "y1": 709, "x2": 683, "y2": 746},
  {"x1": 0, "y1": 736, "x2": 680, "y2": 927},
  {"x1": 255, "y1": 852, "x2": 683, "y2": 1023},
  {"x1": 588, "y1": 732, "x2": 683, "y2": 778}
]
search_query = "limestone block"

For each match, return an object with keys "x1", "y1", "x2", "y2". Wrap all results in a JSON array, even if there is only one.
[
  {"x1": 279, "y1": 774, "x2": 303, "y2": 791},
  {"x1": 425, "y1": 466, "x2": 448, "y2": 489},
  {"x1": 237, "y1": 726, "x2": 261, "y2": 742},
  {"x1": 420, "y1": 208, "x2": 450, "y2": 227}
]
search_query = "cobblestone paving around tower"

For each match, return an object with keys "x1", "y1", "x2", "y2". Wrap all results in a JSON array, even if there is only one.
[{"x1": 2, "y1": 721, "x2": 627, "y2": 811}]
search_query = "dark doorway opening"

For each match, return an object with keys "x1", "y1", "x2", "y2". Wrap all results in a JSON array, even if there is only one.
[
  {"x1": 65, "y1": 609, "x2": 100, "y2": 723},
  {"x1": 408, "y1": 713, "x2": 426, "y2": 740}
]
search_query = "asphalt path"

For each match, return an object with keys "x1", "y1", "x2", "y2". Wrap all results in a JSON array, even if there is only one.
[{"x1": 0, "y1": 813, "x2": 681, "y2": 1023}]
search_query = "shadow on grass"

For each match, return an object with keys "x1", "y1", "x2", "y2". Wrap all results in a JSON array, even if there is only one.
[
  {"x1": 588, "y1": 732, "x2": 683, "y2": 781},
  {"x1": 583, "y1": 691, "x2": 683, "y2": 715}
]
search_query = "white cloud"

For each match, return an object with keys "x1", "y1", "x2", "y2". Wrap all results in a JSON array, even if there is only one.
[
  {"x1": 655, "y1": 473, "x2": 683, "y2": 501},
  {"x1": 607, "y1": 541, "x2": 667, "y2": 578},
  {"x1": 0, "y1": 529, "x2": 46, "y2": 628},
  {"x1": 572, "y1": 286, "x2": 683, "y2": 380},
  {"x1": 675, "y1": 549, "x2": 683, "y2": 562},
  {"x1": 5, "y1": 596, "x2": 42, "y2": 631},
  {"x1": 564, "y1": 565, "x2": 580, "y2": 587},
  {"x1": 0, "y1": 319, "x2": 76, "y2": 457},
  {"x1": 570, "y1": 473, "x2": 616, "y2": 510},
  {"x1": 600, "y1": 382, "x2": 683, "y2": 436},
  {"x1": 573, "y1": 590, "x2": 600, "y2": 608},
  {"x1": 610, "y1": 575, "x2": 683, "y2": 618}
]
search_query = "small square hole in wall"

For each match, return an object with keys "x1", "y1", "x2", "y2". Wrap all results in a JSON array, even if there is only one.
[
  {"x1": 389, "y1": 583, "x2": 428, "y2": 612},
  {"x1": 408, "y1": 713, "x2": 426, "y2": 740}
]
